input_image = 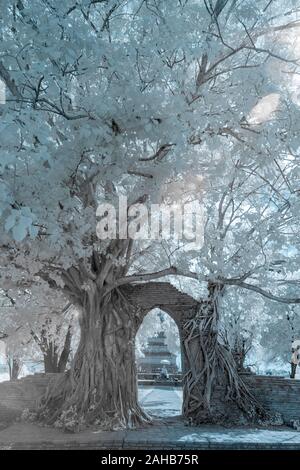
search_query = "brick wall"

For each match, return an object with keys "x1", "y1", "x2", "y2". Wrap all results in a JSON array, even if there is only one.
[
  {"x1": 123, "y1": 282, "x2": 199, "y2": 325},
  {"x1": 202, "y1": 374, "x2": 300, "y2": 425},
  {"x1": 1, "y1": 373, "x2": 300, "y2": 426},
  {"x1": 0, "y1": 373, "x2": 58, "y2": 424},
  {"x1": 245, "y1": 374, "x2": 300, "y2": 424}
]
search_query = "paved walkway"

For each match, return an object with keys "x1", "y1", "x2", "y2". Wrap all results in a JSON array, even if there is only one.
[
  {"x1": 1, "y1": 419, "x2": 300, "y2": 449},
  {"x1": 1, "y1": 385, "x2": 300, "y2": 449},
  {"x1": 138, "y1": 385, "x2": 182, "y2": 417}
]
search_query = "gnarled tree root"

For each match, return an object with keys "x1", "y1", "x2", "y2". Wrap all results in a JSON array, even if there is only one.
[
  {"x1": 182, "y1": 316, "x2": 272, "y2": 426},
  {"x1": 37, "y1": 371, "x2": 152, "y2": 432}
]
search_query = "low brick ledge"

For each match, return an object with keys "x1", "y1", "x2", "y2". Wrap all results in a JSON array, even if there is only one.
[{"x1": 2, "y1": 440, "x2": 300, "y2": 450}]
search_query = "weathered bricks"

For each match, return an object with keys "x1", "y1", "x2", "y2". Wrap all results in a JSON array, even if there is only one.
[
  {"x1": 1, "y1": 371, "x2": 300, "y2": 426},
  {"x1": 0, "y1": 373, "x2": 61, "y2": 423}
]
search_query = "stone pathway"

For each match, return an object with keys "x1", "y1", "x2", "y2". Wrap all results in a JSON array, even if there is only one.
[
  {"x1": 1, "y1": 419, "x2": 300, "y2": 449},
  {"x1": 138, "y1": 385, "x2": 182, "y2": 417}
]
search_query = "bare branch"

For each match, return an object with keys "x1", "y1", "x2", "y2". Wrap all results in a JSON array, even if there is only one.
[
  {"x1": 221, "y1": 279, "x2": 300, "y2": 304},
  {"x1": 138, "y1": 143, "x2": 176, "y2": 162}
]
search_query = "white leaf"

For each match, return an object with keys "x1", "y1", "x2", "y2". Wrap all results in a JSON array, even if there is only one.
[
  {"x1": 19, "y1": 215, "x2": 32, "y2": 228},
  {"x1": 5, "y1": 214, "x2": 16, "y2": 232},
  {"x1": 12, "y1": 222, "x2": 28, "y2": 242}
]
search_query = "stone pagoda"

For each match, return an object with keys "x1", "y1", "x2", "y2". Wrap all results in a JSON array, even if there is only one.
[{"x1": 138, "y1": 331, "x2": 178, "y2": 374}]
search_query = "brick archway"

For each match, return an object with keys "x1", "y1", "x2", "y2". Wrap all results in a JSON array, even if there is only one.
[
  {"x1": 122, "y1": 282, "x2": 205, "y2": 381},
  {"x1": 122, "y1": 282, "x2": 300, "y2": 424},
  {"x1": 122, "y1": 281, "x2": 201, "y2": 327}
]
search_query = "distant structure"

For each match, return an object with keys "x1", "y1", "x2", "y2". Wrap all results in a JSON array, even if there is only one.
[{"x1": 138, "y1": 331, "x2": 178, "y2": 374}]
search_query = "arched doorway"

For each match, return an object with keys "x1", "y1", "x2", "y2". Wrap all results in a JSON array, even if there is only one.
[
  {"x1": 123, "y1": 281, "x2": 199, "y2": 421},
  {"x1": 135, "y1": 308, "x2": 183, "y2": 418}
]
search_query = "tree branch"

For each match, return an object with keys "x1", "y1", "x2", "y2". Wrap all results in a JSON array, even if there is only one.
[
  {"x1": 221, "y1": 278, "x2": 300, "y2": 304},
  {"x1": 114, "y1": 266, "x2": 199, "y2": 289}
]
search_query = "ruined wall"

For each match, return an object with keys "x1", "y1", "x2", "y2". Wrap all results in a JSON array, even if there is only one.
[
  {"x1": 123, "y1": 282, "x2": 199, "y2": 327},
  {"x1": 1, "y1": 373, "x2": 300, "y2": 427},
  {"x1": 245, "y1": 374, "x2": 300, "y2": 424},
  {"x1": 0, "y1": 373, "x2": 58, "y2": 424},
  {"x1": 203, "y1": 374, "x2": 300, "y2": 425}
]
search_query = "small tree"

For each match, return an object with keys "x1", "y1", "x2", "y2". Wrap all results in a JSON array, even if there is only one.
[
  {"x1": 30, "y1": 314, "x2": 74, "y2": 373},
  {"x1": 6, "y1": 351, "x2": 22, "y2": 380}
]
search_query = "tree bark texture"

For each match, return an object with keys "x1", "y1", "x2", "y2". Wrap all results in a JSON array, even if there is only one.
[
  {"x1": 38, "y1": 242, "x2": 150, "y2": 431},
  {"x1": 182, "y1": 284, "x2": 268, "y2": 424}
]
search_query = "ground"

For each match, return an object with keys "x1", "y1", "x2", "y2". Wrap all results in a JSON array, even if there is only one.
[
  {"x1": 1, "y1": 418, "x2": 300, "y2": 450},
  {"x1": 1, "y1": 385, "x2": 300, "y2": 449},
  {"x1": 138, "y1": 385, "x2": 182, "y2": 417}
]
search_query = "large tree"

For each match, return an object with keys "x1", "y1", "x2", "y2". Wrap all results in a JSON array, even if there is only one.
[{"x1": 1, "y1": 0, "x2": 300, "y2": 429}]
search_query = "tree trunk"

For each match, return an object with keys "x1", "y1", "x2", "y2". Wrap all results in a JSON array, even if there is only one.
[
  {"x1": 182, "y1": 284, "x2": 268, "y2": 425},
  {"x1": 8, "y1": 356, "x2": 22, "y2": 380},
  {"x1": 31, "y1": 318, "x2": 73, "y2": 374},
  {"x1": 43, "y1": 343, "x2": 60, "y2": 373},
  {"x1": 232, "y1": 344, "x2": 247, "y2": 372},
  {"x1": 38, "y1": 282, "x2": 150, "y2": 431},
  {"x1": 42, "y1": 325, "x2": 72, "y2": 373},
  {"x1": 57, "y1": 324, "x2": 72, "y2": 373}
]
